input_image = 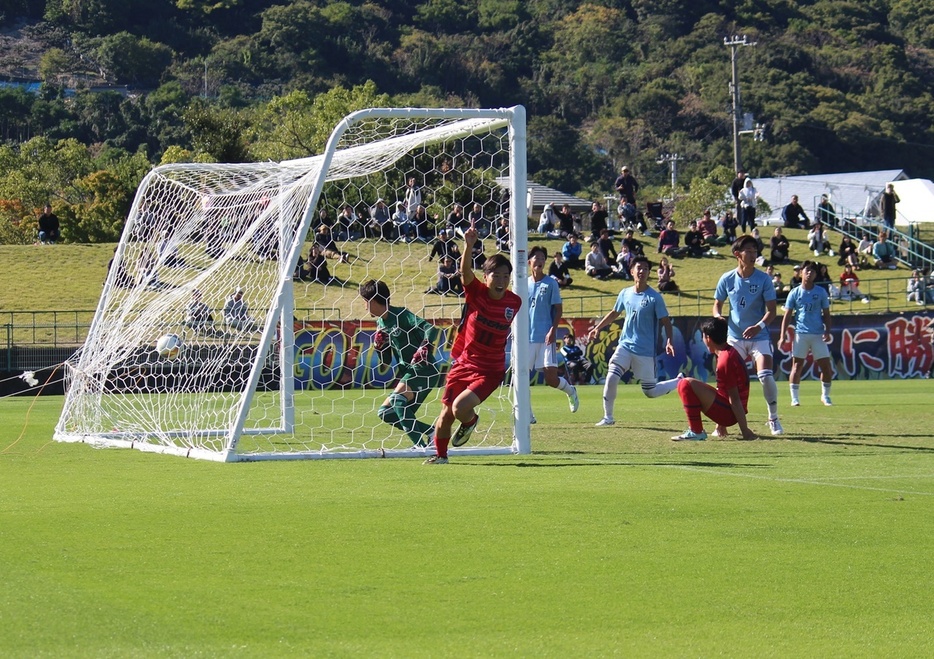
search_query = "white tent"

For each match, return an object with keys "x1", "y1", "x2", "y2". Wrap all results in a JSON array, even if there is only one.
[
  {"x1": 749, "y1": 170, "x2": 909, "y2": 225},
  {"x1": 889, "y1": 179, "x2": 934, "y2": 226}
]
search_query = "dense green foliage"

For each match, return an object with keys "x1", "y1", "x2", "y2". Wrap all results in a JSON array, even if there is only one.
[{"x1": 0, "y1": 0, "x2": 932, "y2": 242}]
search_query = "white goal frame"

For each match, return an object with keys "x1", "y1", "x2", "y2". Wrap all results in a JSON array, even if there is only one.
[{"x1": 55, "y1": 106, "x2": 531, "y2": 462}]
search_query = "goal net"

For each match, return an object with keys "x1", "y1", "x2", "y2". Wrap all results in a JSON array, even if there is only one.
[{"x1": 55, "y1": 106, "x2": 531, "y2": 461}]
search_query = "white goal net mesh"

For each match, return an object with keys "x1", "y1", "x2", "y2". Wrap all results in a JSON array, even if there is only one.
[{"x1": 55, "y1": 108, "x2": 528, "y2": 461}]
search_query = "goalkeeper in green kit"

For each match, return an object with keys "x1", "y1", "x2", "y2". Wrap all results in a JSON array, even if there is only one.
[{"x1": 359, "y1": 279, "x2": 441, "y2": 446}]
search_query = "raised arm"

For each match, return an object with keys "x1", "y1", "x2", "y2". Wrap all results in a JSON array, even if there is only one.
[{"x1": 461, "y1": 221, "x2": 478, "y2": 288}]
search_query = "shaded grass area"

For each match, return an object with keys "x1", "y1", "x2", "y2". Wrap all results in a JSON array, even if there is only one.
[{"x1": 2, "y1": 380, "x2": 933, "y2": 655}]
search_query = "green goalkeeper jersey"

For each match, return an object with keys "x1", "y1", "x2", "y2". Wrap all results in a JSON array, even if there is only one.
[{"x1": 377, "y1": 305, "x2": 440, "y2": 381}]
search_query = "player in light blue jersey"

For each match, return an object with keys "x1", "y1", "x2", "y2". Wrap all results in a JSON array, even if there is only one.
[
  {"x1": 588, "y1": 255, "x2": 680, "y2": 427},
  {"x1": 779, "y1": 260, "x2": 833, "y2": 407},
  {"x1": 528, "y1": 245, "x2": 578, "y2": 420},
  {"x1": 713, "y1": 234, "x2": 783, "y2": 436}
]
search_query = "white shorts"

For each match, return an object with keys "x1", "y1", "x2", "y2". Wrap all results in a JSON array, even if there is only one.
[
  {"x1": 792, "y1": 333, "x2": 831, "y2": 360},
  {"x1": 529, "y1": 342, "x2": 559, "y2": 371},
  {"x1": 609, "y1": 345, "x2": 656, "y2": 384},
  {"x1": 727, "y1": 336, "x2": 772, "y2": 363}
]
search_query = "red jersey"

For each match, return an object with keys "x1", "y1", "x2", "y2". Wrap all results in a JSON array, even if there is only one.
[
  {"x1": 716, "y1": 346, "x2": 750, "y2": 413},
  {"x1": 450, "y1": 276, "x2": 522, "y2": 374}
]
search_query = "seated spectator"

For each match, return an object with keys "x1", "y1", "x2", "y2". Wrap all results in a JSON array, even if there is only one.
[
  {"x1": 335, "y1": 205, "x2": 359, "y2": 241},
  {"x1": 807, "y1": 220, "x2": 833, "y2": 256},
  {"x1": 657, "y1": 220, "x2": 683, "y2": 258},
  {"x1": 297, "y1": 244, "x2": 338, "y2": 284},
  {"x1": 698, "y1": 210, "x2": 727, "y2": 247},
  {"x1": 412, "y1": 204, "x2": 433, "y2": 242},
  {"x1": 656, "y1": 256, "x2": 679, "y2": 292},
  {"x1": 585, "y1": 240, "x2": 615, "y2": 280},
  {"x1": 428, "y1": 230, "x2": 461, "y2": 262},
  {"x1": 768, "y1": 266, "x2": 788, "y2": 302},
  {"x1": 392, "y1": 203, "x2": 414, "y2": 242},
  {"x1": 790, "y1": 264, "x2": 803, "y2": 289},
  {"x1": 907, "y1": 270, "x2": 933, "y2": 305},
  {"x1": 560, "y1": 335, "x2": 594, "y2": 386},
  {"x1": 857, "y1": 231, "x2": 875, "y2": 269},
  {"x1": 562, "y1": 233, "x2": 584, "y2": 269},
  {"x1": 839, "y1": 263, "x2": 870, "y2": 303},
  {"x1": 223, "y1": 287, "x2": 257, "y2": 331},
  {"x1": 426, "y1": 255, "x2": 463, "y2": 296},
  {"x1": 185, "y1": 288, "x2": 216, "y2": 333},
  {"x1": 770, "y1": 227, "x2": 791, "y2": 263},
  {"x1": 618, "y1": 199, "x2": 638, "y2": 230},
  {"x1": 589, "y1": 201, "x2": 608, "y2": 238},
  {"x1": 555, "y1": 204, "x2": 576, "y2": 237},
  {"x1": 368, "y1": 199, "x2": 393, "y2": 240},
  {"x1": 37, "y1": 204, "x2": 60, "y2": 244},
  {"x1": 314, "y1": 225, "x2": 351, "y2": 263},
  {"x1": 467, "y1": 202, "x2": 489, "y2": 237},
  {"x1": 107, "y1": 247, "x2": 133, "y2": 289},
  {"x1": 782, "y1": 194, "x2": 810, "y2": 229},
  {"x1": 495, "y1": 217, "x2": 511, "y2": 252},
  {"x1": 157, "y1": 231, "x2": 185, "y2": 268},
  {"x1": 837, "y1": 235, "x2": 859, "y2": 268},
  {"x1": 751, "y1": 228, "x2": 766, "y2": 264},
  {"x1": 621, "y1": 228, "x2": 644, "y2": 256},
  {"x1": 872, "y1": 231, "x2": 898, "y2": 270},
  {"x1": 446, "y1": 203, "x2": 467, "y2": 238},
  {"x1": 549, "y1": 251, "x2": 573, "y2": 288},
  {"x1": 614, "y1": 244, "x2": 634, "y2": 280},
  {"x1": 721, "y1": 210, "x2": 739, "y2": 243},
  {"x1": 816, "y1": 263, "x2": 837, "y2": 298},
  {"x1": 683, "y1": 220, "x2": 705, "y2": 258},
  {"x1": 538, "y1": 204, "x2": 557, "y2": 235},
  {"x1": 597, "y1": 228, "x2": 617, "y2": 263},
  {"x1": 470, "y1": 238, "x2": 486, "y2": 269}
]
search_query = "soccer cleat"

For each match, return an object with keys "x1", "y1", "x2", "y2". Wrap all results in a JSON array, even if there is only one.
[
  {"x1": 530, "y1": 414, "x2": 537, "y2": 424},
  {"x1": 790, "y1": 398, "x2": 800, "y2": 407},
  {"x1": 423, "y1": 455, "x2": 448, "y2": 465},
  {"x1": 595, "y1": 417, "x2": 615, "y2": 427},
  {"x1": 672, "y1": 430, "x2": 708, "y2": 441},
  {"x1": 768, "y1": 418, "x2": 784, "y2": 436},
  {"x1": 568, "y1": 386, "x2": 580, "y2": 413},
  {"x1": 451, "y1": 414, "x2": 479, "y2": 447},
  {"x1": 821, "y1": 396, "x2": 833, "y2": 406}
]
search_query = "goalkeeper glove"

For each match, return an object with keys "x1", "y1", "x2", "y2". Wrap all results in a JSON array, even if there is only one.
[
  {"x1": 412, "y1": 342, "x2": 430, "y2": 364},
  {"x1": 373, "y1": 330, "x2": 389, "y2": 350}
]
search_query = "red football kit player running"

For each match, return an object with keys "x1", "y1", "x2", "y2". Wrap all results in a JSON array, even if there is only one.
[
  {"x1": 672, "y1": 316, "x2": 757, "y2": 441},
  {"x1": 425, "y1": 219, "x2": 521, "y2": 464}
]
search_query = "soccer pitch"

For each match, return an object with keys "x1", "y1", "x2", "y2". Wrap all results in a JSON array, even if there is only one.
[{"x1": 2, "y1": 380, "x2": 933, "y2": 656}]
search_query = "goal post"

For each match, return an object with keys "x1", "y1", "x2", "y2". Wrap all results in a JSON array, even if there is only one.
[{"x1": 55, "y1": 106, "x2": 531, "y2": 462}]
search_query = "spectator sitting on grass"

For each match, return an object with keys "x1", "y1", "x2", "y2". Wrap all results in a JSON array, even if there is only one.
[
  {"x1": 549, "y1": 251, "x2": 573, "y2": 288},
  {"x1": 562, "y1": 233, "x2": 584, "y2": 269}
]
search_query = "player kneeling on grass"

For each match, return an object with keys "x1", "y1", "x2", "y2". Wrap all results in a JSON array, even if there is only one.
[
  {"x1": 359, "y1": 279, "x2": 441, "y2": 447},
  {"x1": 588, "y1": 255, "x2": 681, "y2": 428},
  {"x1": 672, "y1": 316, "x2": 757, "y2": 441},
  {"x1": 778, "y1": 260, "x2": 834, "y2": 407},
  {"x1": 425, "y1": 219, "x2": 522, "y2": 465}
]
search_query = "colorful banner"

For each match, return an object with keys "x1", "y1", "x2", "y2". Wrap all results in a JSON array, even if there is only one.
[{"x1": 292, "y1": 312, "x2": 933, "y2": 390}]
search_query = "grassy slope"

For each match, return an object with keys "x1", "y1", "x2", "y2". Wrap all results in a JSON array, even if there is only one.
[
  {"x1": 2, "y1": 382, "x2": 933, "y2": 656},
  {"x1": 0, "y1": 227, "x2": 920, "y2": 319}
]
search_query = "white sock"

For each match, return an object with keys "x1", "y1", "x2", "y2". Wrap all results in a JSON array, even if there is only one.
[
  {"x1": 758, "y1": 370, "x2": 779, "y2": 419},
  {"x1": 790, "y1": 383, "x2": 800, "y2": 400},
  {"x1": 556, "y1": 377, "x2": 573, "y2": 393},
  {"x1": 821, "y1": 382, "x2": 831, "y2": 399},
  {"x1": 602, "y1": 364, "x2": 622, "y2": 419},
  {"x1": 645, "y1": 376, "x2": 680, "y2": 398}
]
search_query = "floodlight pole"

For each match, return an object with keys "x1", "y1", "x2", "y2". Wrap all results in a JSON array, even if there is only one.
[
  {"x1": 657, "y1": 153, "x2": 683, "y2": 192},
  {"x1": 725, "y1": 35, "x2": 756, "y2": 173}
]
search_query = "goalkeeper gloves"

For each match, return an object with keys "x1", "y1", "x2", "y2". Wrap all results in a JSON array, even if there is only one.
[
  {"x1": 412, "y1": 342, "x2": 431, "y2": 364},
  {"x1": 373, "y1": 330, "x2": 389, "y2": 349}
]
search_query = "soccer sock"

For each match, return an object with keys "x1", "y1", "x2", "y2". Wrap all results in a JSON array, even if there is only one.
[
  {"x1": 394, "y1": 394, "x2": 433, "y2": 445},
  {"x1": 758, "y1": 370, "x2": 779, "y2": 419},
  {"x1": 644, "y1": 376, "x2": 680, "y2": 398},
  {"x1": 821, "y1": 382, "x2": 832, "y2": 399},
  {"x1": 677, "y1": 378, "x2": 704, "y2": 433},
  {"x1": 434, "y1": 434, "x2": 450, "y2": 458},
  {"x1": 556, "y1": 377, "x2": 573, "y2": 394},
  {"x1": 602, "y1": 364, "x2": 623, "y2": 418},
  {"x1": 790, "y1": 383, "x2": 800, "y2": 400}
]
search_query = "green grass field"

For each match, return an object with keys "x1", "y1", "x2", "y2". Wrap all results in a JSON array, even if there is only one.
[{"x1": 3, "y1": 380, "x2": 933, "y2": 656}]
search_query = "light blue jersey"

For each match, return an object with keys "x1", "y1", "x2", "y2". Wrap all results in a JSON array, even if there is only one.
[
  {"x1": 528, "y1": 275, "x2": 562, "y2": 343},
  {"x1": 612, "y1": 286, "x2": 669, "y2": 357},
  {"x1": 714, "y1": 268, "x2": 777, "y2": 341},
  {"x1": 784, "y1": 285, "x2": 829, "y2": 335}
]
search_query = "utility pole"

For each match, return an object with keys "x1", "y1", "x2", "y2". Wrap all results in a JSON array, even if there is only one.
[
  {"x1": 724, "y1": 35, "x2": 756, "y2": 174},
  {"x1": 657, "y1": 153, "x2": 684, "y2": 192}
]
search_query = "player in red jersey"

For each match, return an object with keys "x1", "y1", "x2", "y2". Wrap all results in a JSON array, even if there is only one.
[
  {"x1": 672, "y1": 316, "x2": 757, "y2": 441},
  {"x1": 425, "y1": 218, "x2": 522, "y2": 464}
]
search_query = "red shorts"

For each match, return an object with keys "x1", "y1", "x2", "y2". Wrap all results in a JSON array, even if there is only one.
[
  {"x1": 705, "y1": 394, "x2": 739, "y2": 427},
  {"x1": 442, "y1": 361, "x2": 505, "y2": 407}
]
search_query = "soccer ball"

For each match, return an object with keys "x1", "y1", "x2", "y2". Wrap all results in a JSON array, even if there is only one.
[{"x1": 156, "y1": 333, "x2": 183, "y2": 359}]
